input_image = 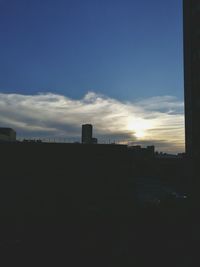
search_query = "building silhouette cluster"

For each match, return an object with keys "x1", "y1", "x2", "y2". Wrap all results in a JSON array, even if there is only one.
[
  {"x1": 128, "y1": 145, "x2": 155, "y2": 159},
  {"x1": 0, "y1": 124, "x2": 158, "y2": 159}
]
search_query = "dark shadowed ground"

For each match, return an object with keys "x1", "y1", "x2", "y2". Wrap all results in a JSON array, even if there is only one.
[{"x1": 0, "y1": 143, "x2": 196, "y2": 266}]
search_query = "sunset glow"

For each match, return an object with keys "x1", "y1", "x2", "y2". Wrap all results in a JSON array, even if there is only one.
[
  {"x1": 127, "y1": 118, "x2": 154, "y2": 139},
  {"x1": 0, "y1": 92, "x2": 185, "y2": 153}
]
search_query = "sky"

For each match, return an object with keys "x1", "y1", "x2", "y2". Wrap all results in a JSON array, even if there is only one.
[{"x1": 0, "y1": 0, "x2": 184, "y2": 153}]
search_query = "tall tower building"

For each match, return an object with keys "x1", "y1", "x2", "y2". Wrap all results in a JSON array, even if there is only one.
[
  {"x1": 82, "y1": 124, "x2": 93, "y2": 144},
  {"x1": 183, "y1": 0, "x2": 200, "y2": 160}
]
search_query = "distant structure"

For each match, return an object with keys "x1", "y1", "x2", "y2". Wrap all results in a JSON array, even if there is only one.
[
  {"x1": 128, "y1": 145, "x2": 155, "y2": 159},
  {"x1": 91, "y1": 137, "x2": 98, "y2": 144},
  {"x1": 82, "y1": 124, "x2": 92, "y2": 144},
  {"x1": 155, "y1": 152, "x2": 179, "y2": 159},
  {"x1": 81, "y1": 124, "x2": 98, "y2": 144},
  {"x1": 22, "y1": 139, "x2": 42, "y2": 143},
  {"x1": 0, "y1": 128, "x2": 16, "y2": 142},
  {"x1": 183, "y1": 0, "x2": 200, "y2": 160}
]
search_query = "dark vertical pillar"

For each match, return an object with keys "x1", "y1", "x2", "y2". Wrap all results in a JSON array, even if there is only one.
[
  {"x1": 183, "y1": 0, "x2": 200, "y2": 204},
  {"x1": 183, "y1": 0, "x2": 193, "y2": 158}
]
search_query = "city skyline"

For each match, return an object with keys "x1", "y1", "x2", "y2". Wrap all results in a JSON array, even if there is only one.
[
  {"x1": 0, "y1": 92, "x2": 184, "y2": 153},
  {"x1": 0, "y1": 0, "x2": 184, "y2": 153}
]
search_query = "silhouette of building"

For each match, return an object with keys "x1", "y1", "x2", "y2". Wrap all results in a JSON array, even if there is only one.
[
  {"x1": 81, "y1": 124, "x2": 98, "y2": 144},
  {"x1": 92, "y1": 137, "x2": 98, "y2": 144},
  {"x1": 128, "y1": 145, "x2": 155, "y2": 159},
  {"x1": 0, "y1": 128, "x2": 16, "y2": 142},
  {"x1": 82, "y1": 124, "x2": 93, "y2": 144},
  {"x1": 183, "y1": 0, "x2": 200, "y2": 159}
]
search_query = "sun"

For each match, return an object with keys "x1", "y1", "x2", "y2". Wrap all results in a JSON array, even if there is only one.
[
  {"x1": 134, "y1": 129, "x2": 146, "y2": 138},
  {"x1": 127, "y1": 118, "x2": 152, "y2": 139}
]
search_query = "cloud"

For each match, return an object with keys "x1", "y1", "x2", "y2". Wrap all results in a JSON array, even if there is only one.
[{"x1": 0, "y1": 91, "x2": 185, "y2": 153}]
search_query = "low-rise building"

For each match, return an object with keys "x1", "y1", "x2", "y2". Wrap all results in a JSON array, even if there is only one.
[{"x1": 0, "y1": 128, "x2": 16, "y2": 142}]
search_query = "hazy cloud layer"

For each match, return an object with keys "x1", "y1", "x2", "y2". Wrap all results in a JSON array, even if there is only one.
[{"x1": 0, "y1": 92, "x2": 184, "y2": 153}]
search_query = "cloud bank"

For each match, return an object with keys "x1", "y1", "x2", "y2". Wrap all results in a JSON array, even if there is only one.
[{"x1": 0, "y1": 92, "x2": 185, "y2": 153}]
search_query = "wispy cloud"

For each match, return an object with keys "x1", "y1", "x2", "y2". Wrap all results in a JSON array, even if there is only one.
[{"x1": 0, "y1": 92, "x2": 184, "y2": 153}]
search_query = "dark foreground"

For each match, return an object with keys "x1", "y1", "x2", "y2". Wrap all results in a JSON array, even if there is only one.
[
  {"x1": 0, "y1": 143, "x2": 197, "y2": 266},
  {"x1": 0, "y1": 210, "x2": 196, "y2": 267}
]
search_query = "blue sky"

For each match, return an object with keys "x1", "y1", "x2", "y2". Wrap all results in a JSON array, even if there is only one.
[{"x1": 0, "y1": 0, "x2": 185, "y2": 152}]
